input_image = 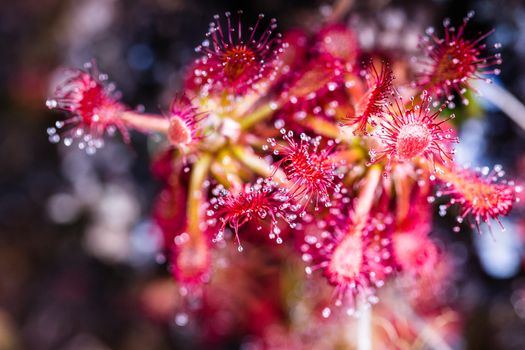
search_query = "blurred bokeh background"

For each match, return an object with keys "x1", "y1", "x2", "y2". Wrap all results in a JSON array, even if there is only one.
[{"x1": 2, "y1": 0, "x2": 525, "y2": 349}]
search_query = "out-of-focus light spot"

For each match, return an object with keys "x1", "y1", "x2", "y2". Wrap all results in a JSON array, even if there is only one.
[
  {"x1": 511, "y1": 288, "x2": 525, "y2": 319},
  {"x1": 383, "y1": 9, "x2": 404, "y2": 31},
  {"x1": 455, "y1": 118, "x2": 487, "y2": 164},
  {"x1": 96, "y1": 185, "x2": 140, "y2": 227},
  {"x1": 84, "y1": 226, "x2": 130, "y2": 262},
  {"x1": 47, "y1": 193, "x2": 81, "y2": 223},
  {"x1": 402, "y1": 28, "x2": 420, "y2": 51},
  {"x1": 475, "y1": 79, "x2": 503, "y2": 113},
  {"x1": 84, "y1": 185, "x2": 140, "y2": 263},
  {"x1": 319, "y1": 4, "x2": 333, "y2": 18},
  {"x1": 174, "y1": 312, "x2": 188, "y2": 326},
  {"x1": 129, "y1": 220, "x2": 163, "y2": 266},
  {"x1": 63, "y1": 0, "x2": 115, "y2": 48},
  {"x1": 474, "y1": 219, "x2": 522, "y2": 279},
  {"x1": 493, "y1": 23, "x2": 515, "y2": 47},
  {"x1": 358, "y1": 25, "x2": 375, "y2": 50},
  {"x1": 127, "y1": 44, "x2": 154, "y2": 71}
]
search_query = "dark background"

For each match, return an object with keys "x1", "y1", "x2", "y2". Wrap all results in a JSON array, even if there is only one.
[{"x1": 1, "y1": 0, "x2": 525, "y2": 349}]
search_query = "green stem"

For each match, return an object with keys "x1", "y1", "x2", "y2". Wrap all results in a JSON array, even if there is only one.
[
  {"x1": 210, "y1": 150, "x2": 243, "y2": 189},
  {"x1": 239, "y1": 103, "x2": 278, "y2": 131},
  {"x1": 300, "y1": 115, "x2": 343, "y2": 140},
  {"x1": 230, "y1": 145, "x2": 287, "y2": 185},
  {"x1": 187, "y1": 153, "x2": 212, "y2": 235}
]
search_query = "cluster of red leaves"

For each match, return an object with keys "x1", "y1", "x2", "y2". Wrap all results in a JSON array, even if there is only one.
[{"x1": 46, "y1": 10, "x2": 520, "y2": 323}]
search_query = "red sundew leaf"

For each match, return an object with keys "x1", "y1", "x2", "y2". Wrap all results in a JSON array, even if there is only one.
[
  {"x1": 392, "y1": 181, "x2": 440, "y2": 276},
  {"x1": 208, "y1": 178, "x2": 298, "y2": 251},
  {"x1": 152, "y1": 154, "x2": 193, "y2": 248},
  {"x1": 167, "y1": 94, "x2": 207, "y2": 148},
  {"x1": 276, "y1": 48, "x2": 362, "y2": 125},
  {"x1": 344, "y1": 61, "x2": 394, "y2": 135},
  {"x1": 253, "y1": 30, "x2": 310, "y2": 106},
  {"x1": 369, "y1": 91, "x2": 458, "y2": 175},
  {"x1": 153, "y1": 184, "x2": 187, "y2": 248},
  {"x1": 46, "y1": 61, "x2": 128, "y2": 153},
  {"x1": 414, "y1": 11, "x2": 502, "y2": 104},
  {"x1": 434, "y1": 164, "x2": 521, "y2": 232},
  {"x1": 279, "y1": 30, "x2": 308, "y2": 67},
  {"x1": 392, "y1": 231, "x2": 439, "y2": 276},
  {"x1": 170, "y1": 235, "x2": 211, "y2": 285},
  {"x1": 284, "y1": 57, "x2": 347, "y2": 101},
  {"x1": 193, "y1": 11, "x2": 284, "y2": 96},
  {"x1": 302, "y1": 211, "x2": 395, "y2": 311},
  {"x1": 314, "y1": 23, "x2": 359, "y2": 66},
  {"x1": 268, "y1": 130, "x2": 341, "y2": 210}
]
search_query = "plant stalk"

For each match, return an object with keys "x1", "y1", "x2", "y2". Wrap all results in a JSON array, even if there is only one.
[{"x1": 120, "y1": 111, "x2": 170, "y2": 133}]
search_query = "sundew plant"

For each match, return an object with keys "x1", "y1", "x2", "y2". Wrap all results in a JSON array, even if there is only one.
[{"x1": 46, "y1": 8, "x2": 523, "y2": 349}]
